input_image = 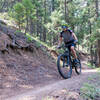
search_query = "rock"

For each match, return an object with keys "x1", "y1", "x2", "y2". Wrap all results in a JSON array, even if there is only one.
[
  {"x1": 0, "y1": 33, "x2": 11, "y2": 51},
  {"x1": 6, "y1": 63, "x2": 16, "y2": 68},
  {"x1": 0, "y1": 20, "x2": 7, "y2": 25}
]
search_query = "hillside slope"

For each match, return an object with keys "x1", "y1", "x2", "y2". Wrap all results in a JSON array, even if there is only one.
[{"x1": 0, "y1": 22, "x2": 60, "y2": 99}]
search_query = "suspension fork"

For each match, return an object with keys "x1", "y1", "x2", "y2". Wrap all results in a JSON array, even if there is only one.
[
  {"x1": 67, "y1": 50, "x2": 70, "y2": 65},
  {"x1": 63, "y1": 50, "x2": 70, "y2": 66},
  {"x1": 62, "y1": 51, "x2": 69, "y2": 67}
]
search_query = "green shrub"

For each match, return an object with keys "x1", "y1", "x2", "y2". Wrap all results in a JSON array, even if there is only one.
[
  {"x1": 87, "y1": 62, "x2": 96, "y2": 69},
  {"x1": 80, "y1": 83, "x2": 100, "y2": 100},
  {"x1": 26, "y1": 33, "x2": 33, "y2": 42}
]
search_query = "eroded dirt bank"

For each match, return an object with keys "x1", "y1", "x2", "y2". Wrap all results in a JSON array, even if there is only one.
[{"x1": 0, "y1": 23, "x2": 61, "y2": 99}]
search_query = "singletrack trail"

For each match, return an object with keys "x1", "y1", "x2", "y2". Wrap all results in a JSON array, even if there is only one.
[{"x1": 4, "y1": 62, "x2": 99, "y2": 100}]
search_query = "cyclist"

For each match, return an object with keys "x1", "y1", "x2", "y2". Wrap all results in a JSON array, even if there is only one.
[{"x1": 58, "y1": 24, "x2": 79, "y2": 63}]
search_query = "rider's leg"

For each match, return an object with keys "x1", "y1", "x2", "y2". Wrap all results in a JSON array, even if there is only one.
[
  {"x1": 70, "y1": 46, "x2": 79, "y2": 63},
  {"x1": 70, "y1": 46, "x2": 77, "y2": 59}
]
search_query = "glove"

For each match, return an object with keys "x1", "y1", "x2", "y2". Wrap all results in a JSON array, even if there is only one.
[
  {"x1": 57, "y1": 45, "x2": 61, "y2": 49},
  {"x1": 74, "y1": 40, "x2": 78, "y2": 44}
]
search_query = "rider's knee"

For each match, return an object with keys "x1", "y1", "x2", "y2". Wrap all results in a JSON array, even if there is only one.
[{"x1": 70, "y1": 46, "x2": 75, "y2": 51}]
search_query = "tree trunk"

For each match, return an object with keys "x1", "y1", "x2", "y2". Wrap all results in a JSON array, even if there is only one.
[
  {"x1": 65, "y1": 0, "x2": 67, "y2": 22},
  {"x1": 29, "y1": 18, "x2": 34, "y2": 34},
  {"x1": 39, "y1": 18, "x2": 43, "y2": 41},
  {"x1": 25, "y1": 17, "x2": 29, "y2": 34},
  {"x1": 52, "y1": 0, "x2": 55, "y2": 11},
  {"x1": 95, "y1": 0, "x2": 100, "y2": 67},
  {"x1": 89, "y1": 21, "x2": 93, "y2": 65},
  {"x1": 97, "y1": 40, "x2": 100, "y2": 67},
  {"x1": 36, "y1": 8, "x2": 39, "y2": 36},
  {"x1": 43, "y1": 0, "x2": 47, "y2": 42},
  {"x1": 64, "y1": 0, "x2": 70, "y2": 23}
]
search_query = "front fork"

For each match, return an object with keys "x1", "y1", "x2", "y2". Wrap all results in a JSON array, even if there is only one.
[{"x1": 63, "y1": 51, "x2": 70, "y2": 67}]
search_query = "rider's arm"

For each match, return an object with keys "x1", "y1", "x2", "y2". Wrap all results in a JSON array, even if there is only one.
[
  {"x1": 58, "y1": 37, "x2": 63, "y2": 46},
  {"x1": 72, "y1": 32, "x2": 78, "y2": 41}
]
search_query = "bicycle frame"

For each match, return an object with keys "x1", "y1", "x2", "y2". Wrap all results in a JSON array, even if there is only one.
[
  {"x1": 57, "y1": 42, "x2": 81, "y2": 79},
  {"x1": 61, "y1": 43, "x2": 75, "y2": 67}
]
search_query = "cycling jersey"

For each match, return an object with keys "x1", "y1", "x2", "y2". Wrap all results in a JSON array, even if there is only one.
[{"x1": 60, "y1": 29, "x2": 75, "y2": 44}]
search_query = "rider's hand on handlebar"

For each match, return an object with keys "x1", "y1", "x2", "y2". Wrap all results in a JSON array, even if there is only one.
[
  {"x1": 74, "y1": 40, "x2": 78, "y2": 44},
  {"x1": 57, "y1": 45, "x2": 61, "y2": 49}
]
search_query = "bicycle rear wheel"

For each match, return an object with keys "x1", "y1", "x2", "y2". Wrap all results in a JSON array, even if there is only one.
[{"x1": 57, "y1": 54, "x2": 72, "y2": 79}]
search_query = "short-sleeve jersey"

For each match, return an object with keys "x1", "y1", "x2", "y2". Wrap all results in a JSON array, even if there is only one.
[{"x1": 60, "y1": 29, "x2": 74, "y2": 43}]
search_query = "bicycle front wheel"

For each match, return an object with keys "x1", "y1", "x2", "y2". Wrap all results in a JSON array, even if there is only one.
[
  {"x1": 75, "y1": 58, "x2": 81, "y2": 75},
  {"x1": 57, "y1": 54, "x2": 72, "y2": 79}
]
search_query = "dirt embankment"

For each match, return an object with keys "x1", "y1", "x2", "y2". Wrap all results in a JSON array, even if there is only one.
[{"x1": 0, "y1": 21, "x2": 60, "y2": 99}]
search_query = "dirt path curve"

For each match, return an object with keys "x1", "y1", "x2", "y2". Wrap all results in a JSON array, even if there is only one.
[{"x1": 6, "y1": 68, "x2": 98, "y2": 100}]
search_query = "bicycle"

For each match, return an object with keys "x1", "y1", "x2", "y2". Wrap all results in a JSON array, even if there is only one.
[{"x1": 57, "y1": 43, "x2": 81, "y2": 79}]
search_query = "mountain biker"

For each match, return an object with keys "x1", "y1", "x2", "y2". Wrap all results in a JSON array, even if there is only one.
[{"x1": 58, "y1": 24, "x2": 79, "y2": 63}]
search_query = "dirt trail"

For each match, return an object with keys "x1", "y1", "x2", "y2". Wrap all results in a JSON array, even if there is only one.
[{"x1": 5, "y1": 68, "x2": 98, "y2": 100}]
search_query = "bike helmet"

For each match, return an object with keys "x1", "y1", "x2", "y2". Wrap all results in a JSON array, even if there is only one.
[{"x1": 61, "y1": 24, "x2": 68, "y2": 29}]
